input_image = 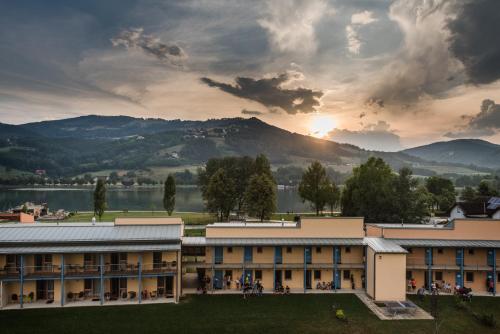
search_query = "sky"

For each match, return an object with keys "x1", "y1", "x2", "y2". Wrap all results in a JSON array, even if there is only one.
[{"x1": 1, "y1": 0, "x2": 500, "y2": 151}]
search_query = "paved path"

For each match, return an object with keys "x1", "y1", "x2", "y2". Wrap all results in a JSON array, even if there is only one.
[{"x1": 355, "y1": 293, "x2": 433, "y2": 320}]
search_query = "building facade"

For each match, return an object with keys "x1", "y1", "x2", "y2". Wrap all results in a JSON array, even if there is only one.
[{"x1": 1, "y1": 216, "x2": 499, "y2": 310}]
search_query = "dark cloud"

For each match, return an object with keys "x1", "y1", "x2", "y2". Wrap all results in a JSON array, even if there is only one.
[
  {"x1": 328, "y1": 121, "x2": 402, "y2": 152},
  {"x1": 111, "y1": 28, "x2": 186, "y2": 66},
  {"x1": 446, "y1": 99, "x2": 500, "y2": 138},
  {"x1": 241, "y1": 109, "x2": 263, "y2": 115},
  {"x1": 447, "y1": 0, "x2": 500, "y2": 85},
  {"x1": 200, "y1": 73, "x2": 323, "y2": 114}
]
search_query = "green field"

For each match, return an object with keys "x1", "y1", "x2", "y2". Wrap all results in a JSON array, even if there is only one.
[
  {"x1": 0, "y1": 295, "x2": 498, "y2": 334},
  {"x1": 64, "y1": 212, "x2": 316, "y2": 225}
]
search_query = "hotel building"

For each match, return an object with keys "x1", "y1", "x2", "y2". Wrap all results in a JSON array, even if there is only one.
[{"x1": 0, "y1": 216, "x2": 499, "y2": 309}]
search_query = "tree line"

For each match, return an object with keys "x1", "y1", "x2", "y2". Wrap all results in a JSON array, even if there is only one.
[{"x1": 92, "y1": 154, "x2": 463, "y2": 224}]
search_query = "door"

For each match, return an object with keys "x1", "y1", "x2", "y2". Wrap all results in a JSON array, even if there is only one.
[
  {"x1": 111, "y1": 253, "x2": 119, "y2": 271},
  {"x1": 153, "y1": 252, "x2": 162, "y2": 269},
  {"x1": 36, "y1": 280, "x2": 54, "y2": 300},
  {"x1": 275, "y1": 247, "x2": 282, "y2": 264},
  {"x1": 111, "y1": 278, "x2": 120, "y2": 297},
  {"x1": 305, "y1": 270, "x2": 312, "y2": 289},
  {"x1": 244, "y1": 246, "x2": 253, "y2": 263},
  {"x1": 487, "y1": 249, "x2": 494, "y2": 267},
  {"x1": 214, "y1": 247, "x2": 223, "y2": 264},
  {"x1": 214, "y1": 270, "x2": 223, "y2": 289},
  {"x1": 275, "y1": 270, "x2": 282, "y2": 288}
]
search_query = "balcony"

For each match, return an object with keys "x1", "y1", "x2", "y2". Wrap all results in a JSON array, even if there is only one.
[{"x1": 406, "y1": 257, "x2": 492, "y2": 271}]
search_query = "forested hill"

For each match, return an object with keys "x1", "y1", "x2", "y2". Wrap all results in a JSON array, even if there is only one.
[
  {"x1": 402, "y1": 139, "x2": 500, "y2": 169},
  {"x1": 0, "y1": 115, "x2": 486, "y2": 177}
]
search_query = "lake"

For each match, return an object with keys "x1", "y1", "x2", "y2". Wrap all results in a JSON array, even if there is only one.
[{"x1": 0, "y1": 187, "x2": 310, "y2": 213}]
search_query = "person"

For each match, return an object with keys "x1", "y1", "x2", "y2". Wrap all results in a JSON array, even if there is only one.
[
  {"x1": 226, "y1": 275, "x2": 231, "y2": 290},
  {"x1": 411, "y1": 278, "x2": 416, "y2": 291},
  {"x1": 321, "y1": 281, "x2": 327, "y2": 290},
  {"x1": 239, "y1": 275, "x2": 243, "y2": 290},
  {"x1": 407, "y1": 279, "x2": 412, "y2": 292},
  {"x1": 489, "y1": 279, "x2": 494, "y2": 295},
  {"x1": 431, "y1": 281, "x2": 437, "y2": 294},
  {"x1": 316, "y1": 281, "x2": 322, "y2": 290},
  {"x1": 285, "y1": 285, "x2": 290, "y2": 295},
  {"x1": 417, "y1": 286, "x2": 425, "y2": 301}
]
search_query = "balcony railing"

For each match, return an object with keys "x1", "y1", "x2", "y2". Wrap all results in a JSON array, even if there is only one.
[{"x1": 406, "y1": 257, "x2": 494, "y2": 270}]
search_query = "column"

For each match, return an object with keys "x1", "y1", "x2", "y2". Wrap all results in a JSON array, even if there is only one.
[
  {"x1": 303, "y1": 247, "x2": 307, "y2": 293},
  {"x1": 333, "y1": 246, "x2": 339, "y2": 290},
  {"x1": 175, "y1": 250, "x2": 180, "y2": 303},
  {"x1": 19, "y1": 255, "x2": 24, "y2": 309},
  {"x1": 138, "y1": 254, "x2": 142, "y2": 304},
  {"x1": 493, "y1": 249, "x2": 497, "y2": 296},
  {"x1": 273, "y1": 247, "x2": 277, "y2": 291},
  {"x1": 426, "y1": 247, "x2": 432, "y2": 291},
  {"x1": 60, "y1": 254, "x2": 65, "y2": 306},
  {"x1": 460, "y1": 247, "x2": 465, "y2": 288},
  {"x1": 99, "y1": 254, "x2": 104, "y2": 305}
]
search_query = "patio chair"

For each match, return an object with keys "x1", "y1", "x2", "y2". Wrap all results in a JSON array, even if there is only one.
[
  {"x1": 121, "y1": 291, "x2": 128, "y2": 299},
  {"x1": 78, "y1": 291, "x2": 85, "y2": 300},
  {"x1": 67, "y1": 292, "x2": 74, "y2": 301},
  {"x1": 11, "y1": 294, "x2": 18, "y2": 303},
  {"x1": 150, "y1": 291, "x2": 157, "y2": 299},
  {"x1": 128, "y1": 291, "x2": 136, "y2": 300}
]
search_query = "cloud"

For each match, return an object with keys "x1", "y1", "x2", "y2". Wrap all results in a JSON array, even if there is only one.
[
  {"x1": 447, "y1": 0, "x2": 500, "y2": 85},
  {"x1": 445, "y1": 99, "x2": 500, "y2": 138},
  {"x1": 258, "y1": 0, "x2": 334, "y2": 54},
  {"x1": 201, "y1": 72, "x2": 323, "y2": 114},
  {"x1": 111, "y1": 28, "x2": 186, "y2": 66},
  {"x1": 345, "y1": 10, "x2": 378, "y2": 55},
  {"x1": 364, "y1": 0, "x2": 463, "y2": 105},
  {"x1": 241, "y1": 109, "x2": 263, "y2": 115},
  {"x1": 328, "y1": 121, "x2": 403, "y2": 151}
]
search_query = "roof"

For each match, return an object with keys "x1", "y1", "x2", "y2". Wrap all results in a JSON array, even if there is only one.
[
  {"x1": 364, "y1": 237, "x2": 407, "y2": 253},
  {"x1": 207, "y1": 221, "x2": 298, "y2": 228},
  {"x1": 0, "y1": 243, "x2": 180, "y2": 255},
  {"x1": 370, "y1": 223, "x2": 449, "y2": 229},
  {"x1": 182, "y1": 237, "x2": 207, "y2": 246},
  {"x1": 450, "y1": 198, "x2": 500, "y2": 218},
  {"x1": 115, "y1": 217, "x2": 183, "y2": 225},
  {"x1": 0, "y1": 223, "x2": 182, "y2": 244},
  {"x1": 204, "y1": 238, "x2": 364, "y2": 246},
  {"x1": 389, "y1": 238, "x2": 500, "y2": 248}
]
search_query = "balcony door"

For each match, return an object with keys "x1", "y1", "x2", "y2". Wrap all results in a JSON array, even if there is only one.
[
  {"x1": 36, "y1": 280, "x2": 54, "y2": 300},
  {"x1": 111, "y1": 278, "x2": 127, "y2": 298},
  {"x1": 34, "y1": 254, "x2": 52, "y2": 272}
]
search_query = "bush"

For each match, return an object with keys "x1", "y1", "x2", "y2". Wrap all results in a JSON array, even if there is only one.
[{"x1": 336, "y1": 309, "x2": 347, "y2": 321}]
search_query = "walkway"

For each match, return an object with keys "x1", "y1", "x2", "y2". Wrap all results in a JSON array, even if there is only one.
[{"x1": 355, "y1": 293, "x2": 433, "y2": 320}]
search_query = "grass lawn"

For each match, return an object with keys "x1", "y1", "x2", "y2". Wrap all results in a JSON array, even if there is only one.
[
  {"x1": 64, "y1": 212, "x2": 319, "y2": 226},
  {"x1": 1, "y1": 294, "x2": 498, "y2": 334}
]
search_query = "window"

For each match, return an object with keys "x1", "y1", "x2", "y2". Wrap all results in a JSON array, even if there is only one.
[
  {"x1": 227, "y1": 247, "x2": 233, "y2": 253},
  {"x1": 345, "y1": 246, "x2": 351, "y2": 253},
  {"x1": 153, "y1": 252, "x2": 162, "y2": 269},
  {"x1": 437, "y1": 248, "x2": 443, "y2": 254},
  {"x1": 435, "y1": 271, "x2": 443, "y2": 281},
  {"x1": 316, "y1": 247, "x2": 322, "y2": 254},
  {"x1": 225, "y1": 270, "x2": 233, "y2": 278},
  {"x1": 466, "y1": 272, "x2": 474, "y2": 282},
  {"x1": 314, "y1": 270, "x2": 321, "y2": 280},
  {"x1": 257, "y1": 247, "x2": 263, "y2": 254},
  {"x1": 498, "y1": 273, "x2": 500, "y2": 283},
  {"x1": 468, "y1": 248, "x2": 475, "y2": 255},
  {"x1": 343, "y1": 270, "x2": 351, "y2": 280},
  {"x1": 406, "y1": 271, "x2": 412, "y2": 280},
  {"x1": 255, "y1": 270, "x2": 262, "y2": 280},
  {"x1": 286, "y1": 247, "x2": 292, "y2": 254},
  {"x1": 285, "y1": 270, "x2": 292, "y2": 280}
]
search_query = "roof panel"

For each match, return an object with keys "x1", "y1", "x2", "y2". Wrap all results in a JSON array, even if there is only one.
[
  {"x1": 364, "y1": 237, "x2": 407, "y2": 253},
  {"x1": 388, "y1": 239, "x2": 500, "y2": 248},
  {"x1": 204, "y1": 238, "x2": 364, "y2": 246},
  {"x1": 0, "y1": 244, "x2": 180, "y2": 254}
]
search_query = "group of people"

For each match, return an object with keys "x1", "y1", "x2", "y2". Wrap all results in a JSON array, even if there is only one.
[
  {"x1": 242, "y1": 280, "x2": 264, "y2": 299},
  {"x1": 274, "y1": 283, "x2": 291, "y2": 294},
  {"x1": 316, "y1": 281, "x2": 337, "y2": 290}
]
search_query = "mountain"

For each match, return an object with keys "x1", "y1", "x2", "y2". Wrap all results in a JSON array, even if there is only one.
[
  {"x1": 0, "y1": 115, "x2": 489, "y2": 178},
  {"x1": 402, "y1": 139, "x2": 500, "y2": 169}
]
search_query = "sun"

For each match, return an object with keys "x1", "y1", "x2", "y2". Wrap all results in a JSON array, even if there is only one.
[{"x1": 309, "y1": 114, "x2": 336, "y2": 138}]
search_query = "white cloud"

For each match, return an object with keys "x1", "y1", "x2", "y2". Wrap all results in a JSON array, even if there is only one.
[
  {"x1": 351, "y1": 10, "x2": 377, "y2": 25},
  {"x1": 258, "y1": 0, "x2": 334, "y2": 54},
  {"x1": 345, "y1": 11, "x2": 377, "y2": 55}
]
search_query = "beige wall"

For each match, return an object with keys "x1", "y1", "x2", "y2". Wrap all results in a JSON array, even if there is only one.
[
  {"x1": 206, "y1": 218, "x2": 364, "y2": 238},
  {"x1": 367, "y1": 249, "x2": 406, "y2": 301},
  {"x1": 372, "y1": 219, "x2": 500, "y2": 241}
]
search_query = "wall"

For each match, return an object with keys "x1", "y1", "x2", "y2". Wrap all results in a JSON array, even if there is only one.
[
  {"x1": 366, "y1": 247, "x2": 375, "y2": 298},
  {"x1": 372, "y1": 251, "x2": 406, "y2": 301},
  {"x1": 206, "y1": 218, "x2": 364, "y2": 238}
]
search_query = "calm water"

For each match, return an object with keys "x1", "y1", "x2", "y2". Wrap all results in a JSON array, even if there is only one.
[{"x1": 0, "y1": 187, "x2": 309, "y2": 213}]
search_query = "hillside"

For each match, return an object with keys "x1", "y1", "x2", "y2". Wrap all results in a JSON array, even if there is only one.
[
  {"x1": 402, "y1": 139, "x2": 500, "y2": 169},
  {"x1": 0, "y1": 116, "x2": 489, "y2": 178}
]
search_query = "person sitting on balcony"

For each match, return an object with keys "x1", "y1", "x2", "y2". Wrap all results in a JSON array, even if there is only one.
[{"x1": 411, "y1": 278, "x2": 416, "y2": 291}]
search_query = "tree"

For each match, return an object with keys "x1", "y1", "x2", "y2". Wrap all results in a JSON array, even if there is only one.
[
  {"x1": 478, "y1": 180, "x2": 498, "y2": 196},
  {"x1": 245, "y1": 174, "x2": 277, "y2": 221},
  {"x1": 325, "y1": 182, "x2": 340, "y2": 216},
  {"x1": 341, "y1": 157, "x2": 396, "y2": 224},
  {"x1": 425, "y1": 176, "x2": 456, "y2": 212},
  {"x1": 93, "y1": 179, "x2": 107, "y2": 221},
  {"x1": 298, "y1": 161, "x2": 330, "y2": 215},
  {"x1": 254, "y1": 154, "x2": 273, "y2": 179},
  {"x1": 205, "y1": 168, "x2": 237, "y2": 221},
  {"x1": 163, "y1": 174, "x2": 176, "y2": 215},
  {"x1": 460, "y1": 186, "x2": 477, "y2": 202}
]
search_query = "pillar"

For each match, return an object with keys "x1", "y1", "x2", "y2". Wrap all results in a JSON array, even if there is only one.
[
  {"x1": 138, "y1": 254, "x2": 142, "y2": 304},
  {"x1": 19, "y1": 255, "x2": 24, "y2": 309},
  {"x1": 99, "y1": 254, "x2": 104, "y2": 305},
  {"x1": 60, "y1": 254, "x2": 65, "y2": 306}
]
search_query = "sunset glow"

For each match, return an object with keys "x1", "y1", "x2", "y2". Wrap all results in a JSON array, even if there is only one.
[{"x1": 309, "y1": 114, "x2": 336, "y2": 138}]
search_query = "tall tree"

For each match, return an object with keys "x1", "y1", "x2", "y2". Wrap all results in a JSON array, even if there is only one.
[
  {"x1": 205, "y1": 168, "x2": 237, "y2": 221},
  {"x1": 254, "y1": 154, "x2": 273, "y2": 179},
  {"x1": 341, "y1": 157, "x2": 396, "y2": 224},
  {"x1": 460, "y1": 186, "x2": 477, "y2": 202},
  {"x1": 425, "y1": 176, "x2": 456, "y2": 212},
  {"x1": 298, "y1": 161, "x2": 330, "y2": 215},
  {"x1": 93, "y1": 179, "x2": 107, "y2": 221},
  {"x1": 163, "y1": 174, "x2": 176, "y2": 216},
  {"x1": 478, "y1": 180, "x2": 498, "y2": 196},
  {"x1": 325, "y1": 182, "x2": 340, "y2": 216},
  {"x1": 245, "y1": 174, "x2": 277, "y2": 221}
]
